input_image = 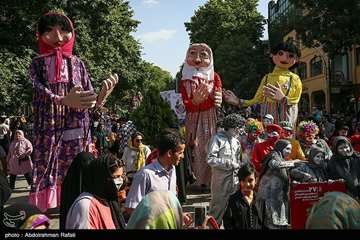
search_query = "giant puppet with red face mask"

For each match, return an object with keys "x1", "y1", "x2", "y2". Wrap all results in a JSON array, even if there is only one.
[
  {"x1": 224, "y1": 41, "x2": 302, "y2": 127},
  {"x1": 179, "y1": 43, "x2": 222, "y2": 188},
  {"x1": 29, "y1": 12, "x2": 118, "y2": 212}
]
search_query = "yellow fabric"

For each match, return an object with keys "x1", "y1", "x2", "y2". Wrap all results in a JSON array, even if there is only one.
[
  {"x1": 287, "y1": 139, "x2": 306, "y2": 161},
  {"x1": 128, "y1": 139, "x2": 145, "y2": 171},
  {"x1": 243, "y1": 66, "x2": 302, "y2": 107}
]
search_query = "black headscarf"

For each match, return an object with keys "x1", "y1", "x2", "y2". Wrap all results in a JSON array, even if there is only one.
[
  {"x1": 329, "y1": 136, "x2": 360, "y2": 198},
  {"x1": 260, "y1": 139, "x2": 291, "y2": 191},
  {"x1": 307, "y1": 145, "x2": 327, "y2": 181},
  {"x1": 60, "y1": 152, "x2": 94, "y2": 229},
  {"x1": 332, "y1": 136, "x2": 354, "y2": 159},
  {"x1": 0, "y1": 171, "x2": 11, "y2": 210},
  {"x1": 83, "y1": 154, "x2": 126, "y2": 229},
  {"x1": 273, "y1": 139, "x2": 291, "y2": 158},
  {"x1": 308, "y1": 145, "x2": 325, "y2": 166}
]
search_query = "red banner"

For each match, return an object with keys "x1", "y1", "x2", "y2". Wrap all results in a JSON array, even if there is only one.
[{"x1": 289, "y1": 180, "x2": 346, "y2": 229}]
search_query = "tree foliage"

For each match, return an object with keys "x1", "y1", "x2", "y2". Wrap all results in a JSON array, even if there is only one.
[
  {"x1": 289, "y1": 0, "x2": 360, "y2": 57},
  {"x1": 184, "y1": 0, "x2": 270, "y2": 99},
  {"x1": 130, "y1": 87, "x2": 179, "y2": 147},
  {"x1": 0, "y1": 0, "x2": 173, "y2": 115}
]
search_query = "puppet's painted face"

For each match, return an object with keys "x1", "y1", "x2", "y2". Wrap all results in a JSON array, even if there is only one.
[
  {"x1": 304, "y1": 132, "x2": 316, "y2": 143},
  {"x1": 272, "y1": 50, "x2": 298, "y2": 69},
  {"x1": 263, "y1": 118, "x2": 272, "y2": 127},
  {"x1": 312, "y1": 152, "x2": 324, "y2": 165},
  {"x1": 41, "y1": 25, "x2": 72, "y2": 48},
  {"x1": 186, "y1": 45, "x2": 211, "y2": 68},
  {"x1": 282, "y1": 144, "x2": 292, "y2": 158},
  {"x1": 337, "y1": 142, "x2": 352, "y2": 157},
  {"x1": 282, "y1": 129, "x2": 293, "y2": 140}
]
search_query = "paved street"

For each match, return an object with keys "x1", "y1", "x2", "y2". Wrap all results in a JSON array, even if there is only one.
[{"x1": 5, "y1": 175, "x2": 211, "y2": 229}]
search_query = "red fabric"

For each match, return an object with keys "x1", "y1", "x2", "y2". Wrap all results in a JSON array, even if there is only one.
[
  {"x1": 37, "y1": 12, "x2": 75, "y2": 83},
  {"x1": 350, "y1": 134, "x2": 360, "y2": 152},
  {"x1": 266, "y1": 124, "x2": 283, "y2": 134},
  {"x1": 179, "y1": 72, "x2": 222, "y2": 113},
  {"x1": 252, "y1": 136, "x2": 279, "y2": 173},
  {"x1": 146, "y1": 148, "x2": 159, "y2": 165},
  {"x1": 88, "y1": 196, "x2": 116, "y2": 229}
]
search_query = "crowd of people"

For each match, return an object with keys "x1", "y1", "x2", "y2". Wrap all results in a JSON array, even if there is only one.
[{"x1": 1, "y1": 105, "x2": 360, "y2": 230}]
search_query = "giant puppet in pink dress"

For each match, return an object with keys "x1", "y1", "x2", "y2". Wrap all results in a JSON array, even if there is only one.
[
  {"x1": 28, "y1": 12, "x2": 118, "y2": 212},
  {"x1": 179, "y1": 43, "x2": 222, "y2": 188}
]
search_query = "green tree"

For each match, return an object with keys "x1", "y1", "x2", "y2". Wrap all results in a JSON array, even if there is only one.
[
  {"x1": 184, "y1": 0, "x2": 270, "y2": 99},
  {"x1": 0, "y1": 49, "x2": 35, "y2": 114},
  {"x1": 289, "y1": 0, "x2": 360, "y2": 57},
  {"x1": 130, "y1": 87, "x2": 179, "y2": 147},
  {"x1": 137, "y1": 61, "x2": 174, "y2": 91},
  {"x1": 0, "y1": 0, "x2": 171, "y2": 114}
]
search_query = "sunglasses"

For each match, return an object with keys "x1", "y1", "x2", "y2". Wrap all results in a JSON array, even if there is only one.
[{"x1": 135, "y1": 139, "x2": 142, "y2": 143}]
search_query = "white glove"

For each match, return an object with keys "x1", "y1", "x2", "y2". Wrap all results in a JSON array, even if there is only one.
[
  {"x1": 214, "y1": 90, "x2": 222, "y2": 107},
  {"x1": 95, "y1": 73, "x2": 119, "y2": 108},
  {"x1": 62, "y1": 85, "x2": 97, "y2": 109}
]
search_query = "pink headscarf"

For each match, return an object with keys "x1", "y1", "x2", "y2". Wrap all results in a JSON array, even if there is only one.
[{"x1": 36, "y1": 12, "x2": 75, "y2": 84}]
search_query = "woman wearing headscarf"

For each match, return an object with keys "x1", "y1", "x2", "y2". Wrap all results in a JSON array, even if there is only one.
[
  {"x1": 290, "y1": 145, "x2": 328, "y2": 183},
  {"x1": 256, "y1": 139, "x2": 301, "y2": 229},
  {"x1": 179, "y1": 43, "x2": 222, "y2": 189},
  {"x1": 121, "y1": 132, "x2": 151, "y2": 180},
  {"x1": 126, "y1": 191, "x2": 183, "y2": 229},
  {"x1": 6, "y1": 130, "x2": 33, "y2": 189},
  {"x1": 328, "y1": 136, "x2": 360, "y2": 199},
  {"x1": 2, "y1": 203, "x2": 50, "y2": 230},
  {"x1": 29, "y1": 12, "x2": 118, "y2": 212},
  {"x1": 65, "y1": 154, "x2": 126, "y2": 229},
  {"x1": 59, "y1": 152, "x2": 94, "y2": 229},
  {"x1": 305, "y1": 191, "x2": 360, "y2": 229}
]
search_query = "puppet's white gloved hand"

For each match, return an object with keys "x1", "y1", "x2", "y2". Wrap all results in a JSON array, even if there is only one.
[
  {"x1": 263, "y1": 82, "x2": 285, "y2": 101},
  {"x1": 96, "y1": 73, "x2": 119, "y2": 108},
  {"x1": 62, "y1": 86, "x2": 97, "y2": 109},
  {"x1": 214, "y1": 89, "x2": 222, "y2": 107},
  {"x1": 192, "y1": 83, "x2": 210, "y2": 105}
]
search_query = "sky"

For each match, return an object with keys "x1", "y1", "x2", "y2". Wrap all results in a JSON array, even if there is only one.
[{"x1": 129, "y1": 0, "x2": 270, "y2": 78}]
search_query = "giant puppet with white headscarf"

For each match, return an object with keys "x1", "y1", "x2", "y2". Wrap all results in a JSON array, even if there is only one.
[{"x1": 179, "y1": 43, "x2": 222, "y2": 188}]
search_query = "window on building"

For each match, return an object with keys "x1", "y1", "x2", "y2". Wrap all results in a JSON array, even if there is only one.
[
  {"x1": 333, "y1": 53, "x2": 349, "y2": 83},
  {"x1": 356, "y1": 47, "x2": 360, "y2": 65},
  {"x1": 297, "y1": 62, "x2": 307, "y2": 80},
  {"x1": 310, "y1": 56, "x2": 323, "y2": 77}
]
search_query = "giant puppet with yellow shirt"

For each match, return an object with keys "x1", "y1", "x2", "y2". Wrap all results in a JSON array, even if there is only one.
[{"x1": 224, "y1": 41, "x2": 302, "y2": 127}]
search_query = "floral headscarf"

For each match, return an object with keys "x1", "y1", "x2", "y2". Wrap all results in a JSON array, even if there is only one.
[{"x1": 126, "y1": 191, "x2": 183, "y2": 229}]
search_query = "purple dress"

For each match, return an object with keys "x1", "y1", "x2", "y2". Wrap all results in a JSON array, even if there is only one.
[{"x1": 29, "y1": 55, "x2": 92, "y2": 212}]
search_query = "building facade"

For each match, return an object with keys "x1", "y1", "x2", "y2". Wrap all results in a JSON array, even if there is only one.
[{"x1": 268, "y1": 0, "x2": 360, "y2": 115}]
